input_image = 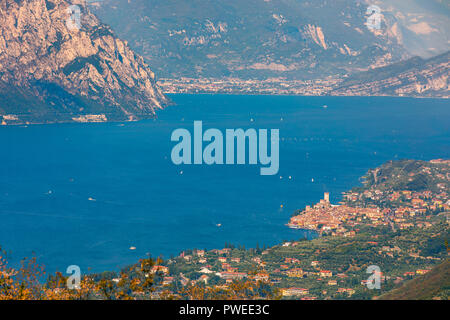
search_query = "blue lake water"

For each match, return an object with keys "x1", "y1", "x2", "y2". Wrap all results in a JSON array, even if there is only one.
[{"x1": 0, "y1": 94, "x2": 449, "y2": 273}]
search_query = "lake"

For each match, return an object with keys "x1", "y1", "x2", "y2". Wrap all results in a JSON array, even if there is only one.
[{"x1": 0, "y1": 94, "x2": 449, "y2": 273}]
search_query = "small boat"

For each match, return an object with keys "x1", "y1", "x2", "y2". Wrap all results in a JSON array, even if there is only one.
[
  {"x1": 322, "y1": 105, "x2": 328, "y2": 109},
  {"x1": 129, "y1": 246, "x2": 136, "y2": 250},
  {"x1": 216, "y1": 223, "x2": 222, "y2": 227}
]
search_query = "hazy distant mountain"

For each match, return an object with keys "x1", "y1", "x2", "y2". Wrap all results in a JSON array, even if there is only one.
[
  {"x1": 92, "y1": 0, "x2": 414, "y2": 80},
  {"x1": 0, "y1": 0, "x2": 168, "y2": 125},
  {"x1": 370, "y1": 0, "x2": 450, "y2": 59},
  {"x1": 91, "y1": 0, "x2": 449, "y2": 82},
  {"x1": 330, "y1": 51, "x2": 449, "y2": 98}
]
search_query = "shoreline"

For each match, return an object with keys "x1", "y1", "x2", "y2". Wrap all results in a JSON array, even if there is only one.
[{"x1": 2, "y1": 93, "x2": 449, "y2": 126}]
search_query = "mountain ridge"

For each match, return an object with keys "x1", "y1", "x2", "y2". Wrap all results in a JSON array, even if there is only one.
[{"x1": 329, "y1": 51, "x2": 449, "y2": 98}]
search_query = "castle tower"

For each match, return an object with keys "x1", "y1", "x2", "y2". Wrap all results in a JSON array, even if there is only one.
[{"x1": 324, "y1": 192, "x2": 330, "y2": 203}]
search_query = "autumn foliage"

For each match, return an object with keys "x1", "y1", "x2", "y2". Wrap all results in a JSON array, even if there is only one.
[
  {"x1": 0, "y1": 249, "x2": 278, "y2": 300},
  {"x1": 0, "y1": 248, "x2": 157, "y2": 300}
]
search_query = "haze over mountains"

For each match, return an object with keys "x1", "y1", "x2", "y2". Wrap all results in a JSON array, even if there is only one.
[
  {"x1": 91, "y1": 0, "x2": 450, "y2": 80},
  {"x1": 0, "y1": 0, "x2": 168, "y2": 125},
  {"x1": 375, "y1": 0, "x2": 450, "y2": 59}
]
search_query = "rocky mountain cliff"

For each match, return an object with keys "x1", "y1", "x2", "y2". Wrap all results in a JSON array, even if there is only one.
[{"x1": 0, "y1": 0, "x2": 169, "y2": 125}]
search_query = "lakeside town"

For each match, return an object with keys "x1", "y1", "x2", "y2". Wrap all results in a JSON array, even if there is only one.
[
  {"x1": 1, "y1": 159, "x2": 448, "y2": 300},
  {"x1": 100, "y1": 159, "x2": 450, "y2": 300},
  {"x1": 157, "y1": 77, "x2": 340, "y2": 95},
  {"x1": 287, "y1": 192, "x2": 383, "y2": 235}
]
